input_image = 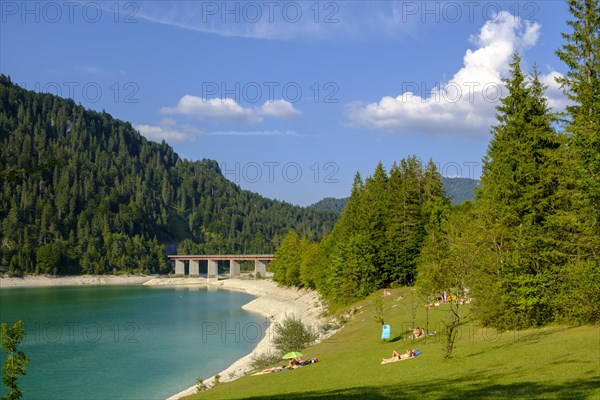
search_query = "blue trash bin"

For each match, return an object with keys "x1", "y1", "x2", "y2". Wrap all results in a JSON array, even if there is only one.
[{"x1": 381, "y1": 324, "x2": 391, "y2": 340}]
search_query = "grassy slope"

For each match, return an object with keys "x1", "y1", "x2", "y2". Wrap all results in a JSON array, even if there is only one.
[{"x1": 185, "y1": 288, "x2": 600, "y2": 400}]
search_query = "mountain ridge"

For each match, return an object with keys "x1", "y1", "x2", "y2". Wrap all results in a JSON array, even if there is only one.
[{"x1": 0, "y1": 75, "x2": 338, "y2": 276}]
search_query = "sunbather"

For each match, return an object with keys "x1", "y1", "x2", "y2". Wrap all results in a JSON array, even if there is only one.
[
  {"x1": 255, "y1": 366, "x2": 287, "y2": 375},
  {"x1": 410, "y1": 328, "x2": 425, "y2": 339},
  {"x1": 381, "y1": 349, "x2": 417, "y2": 364},
  {"x1": 287, "y1": 357, "x2": 305, "y2": 368}
]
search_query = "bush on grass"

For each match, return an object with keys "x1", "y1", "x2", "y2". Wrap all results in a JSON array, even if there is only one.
[{"x1": 273, "y1": 315, "x2": 317, "y2": 354}]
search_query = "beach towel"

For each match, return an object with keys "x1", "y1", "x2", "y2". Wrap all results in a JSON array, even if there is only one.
[
  {"x1": 253, "y1": 368, "x2": 289, "y2": 375},
  {"x1": 381, "y1": 356, "x2": 416, "y2": 364}
]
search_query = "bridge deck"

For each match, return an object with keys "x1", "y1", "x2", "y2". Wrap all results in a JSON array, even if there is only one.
[{"x1": 167, "y1": 254, "x2": 274, "y2": 261}]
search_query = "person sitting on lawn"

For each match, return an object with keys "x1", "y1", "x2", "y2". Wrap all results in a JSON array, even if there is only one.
[
  {"x1": 381, "y1": 349, "x2": 416, "y2": 363},
  {"x1": 287, "y1": 357, "x2": 303, "y2": 368},
  {"x1": 411, "y1": 328, "x2": 425, "y2": 339}
]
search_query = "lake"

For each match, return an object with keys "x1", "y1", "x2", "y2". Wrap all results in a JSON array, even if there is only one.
[{"x1": 0, "y1": 285, "x2": 266, "y2": 400}]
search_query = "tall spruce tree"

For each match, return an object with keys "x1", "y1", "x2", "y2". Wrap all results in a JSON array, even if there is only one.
[
  {"x1": 474, "y1": 53, "x2": 563, "y2": 329},
  {"x1": 362, "y1": 162, "x2": 389, "y2": 287},
  {"x1": 552, "y1": 0, "x2": 600, "y2": 323},
  {"x1": 556, "y1": 0, "x2": 600, "y2": 223}
]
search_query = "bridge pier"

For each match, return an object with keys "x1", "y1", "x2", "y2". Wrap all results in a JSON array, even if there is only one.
[
  {"x1": 169, "y1": 255, "x2": 273, "y2": 279},
  {"x1": 254, "y1": 260, "x2": 266, "y2": 277},
  {"x1": 189, "y1": 260, "x2": 200, "y2": 276},
  {"x1": 207, "y1": 260, "x2": 218, "y2": 281},
  {"x1": 230, "y1": 260, "x2": 240, "y2": 278},
  {"x1": 175, "y1": 260, "x2": 185, "y2": 275}
]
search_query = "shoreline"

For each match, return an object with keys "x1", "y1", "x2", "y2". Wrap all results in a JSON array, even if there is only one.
[
  {"x1": 162, "y1": 278, "x2": 337, "y2": 400},
  {"x1": 0, "y1": 274, "x2": 337, "y2": 400},
  {"x1": 0, "y1": 274, "x2": 155, "y2": 288}
]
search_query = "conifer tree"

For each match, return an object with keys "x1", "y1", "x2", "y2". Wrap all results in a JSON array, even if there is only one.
[
  {"x1": 299, "y1": 238, "x2": 319, "y2": 289},
  {"x1": 362, "y1": 162, "x2": 389, "y2": 287},
  {"x1": 474, "y1": 53, "x2": 563, "y2": 328},
  {"x1": 270, "y1": 230, "x2": 300, "y2": 286},
  {"x1": 556, "y1": 0, "x2": 600, "y2": 220},
  {"x1": 552, "y1": 0, "x2": 600, "y2": 323}
]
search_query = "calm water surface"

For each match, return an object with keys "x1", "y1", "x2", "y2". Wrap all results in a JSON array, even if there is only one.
[{"x1": 0, "y1": 285, "x2": 266, "y2": 400}]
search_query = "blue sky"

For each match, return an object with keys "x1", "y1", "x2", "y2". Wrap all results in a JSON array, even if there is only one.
[{"x1": 1, "y1": 1, "x2": 570, "y2": 206}]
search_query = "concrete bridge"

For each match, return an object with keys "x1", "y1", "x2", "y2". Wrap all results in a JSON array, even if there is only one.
[{"x1": 168, "y1": 254, "x2": 274, "y2": 281}]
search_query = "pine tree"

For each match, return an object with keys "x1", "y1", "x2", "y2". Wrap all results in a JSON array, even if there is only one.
[
  {"x1": 474, "y1": 53, "x2": 564, "y2": 329},
  {"x1": 555, "y1": 0, "x2": 600, "y2": 250},
  {"x1": 552, "y1": 0, "x2": 600, "y2": 323},
  {"x1": 299, "y1": 238, "x2": 319, "y2": 289},
  {"x1": 362, "y1": 162, "x2": 389, "y2": 287},
  {"x1": 556, "y1": 1, "x2": 600, "y2": 221}
]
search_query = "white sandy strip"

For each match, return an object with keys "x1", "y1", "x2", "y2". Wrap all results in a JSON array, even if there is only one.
[
  {"x1": 161, "y1": 279, "x2": 336, "y2": 400},
  {"x1": 0, "y1": 274, "x2": 155, "y2": 288}
]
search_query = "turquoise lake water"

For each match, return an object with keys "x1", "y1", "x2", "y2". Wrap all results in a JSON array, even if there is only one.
[{"x1": 0, "y1": 285, "x2": 267, "y2": 400}]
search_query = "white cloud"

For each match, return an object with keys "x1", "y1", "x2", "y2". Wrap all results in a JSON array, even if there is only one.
[
  {"x1": 259, "y1": 100, "x2": 302, "y2": 119},
  {"x1": 347, "y1": 12, "x2": 566, "y2": 136},
  {"x1": 136, "y1": 124, "x2": 189, "y2": 142},
  {"x1": 161, "y1": 95, "x2": 261, "y2": 123},
  {"x1": 161, "y1": 95, "x2": 301, "y2": 124},
  {"x1": 540, "y1": 70, "x2": 570, "y2": 112},
  {"x1": 135, "y1": 119, "x2": 202, "y2": 142}
]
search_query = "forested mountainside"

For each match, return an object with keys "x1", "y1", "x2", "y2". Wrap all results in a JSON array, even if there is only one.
[
  {"x1": 308, "y1": 197, "x2": 348, "y2": 212},
  {"x1": 0, "y1": 75, "x2": 337, "y2": 276}
]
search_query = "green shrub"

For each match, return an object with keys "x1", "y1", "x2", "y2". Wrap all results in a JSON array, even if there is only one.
[
  {"x1": 272, "y1": 315, "x2": 317, "y2": 354},
  {"x1": 196, "y1": 377, "x2": 207, "y2": 392}
]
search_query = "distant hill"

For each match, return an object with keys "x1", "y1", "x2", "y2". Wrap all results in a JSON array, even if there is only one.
[
  {"x1": 309, "y1": 177, "x2": 479, "y2": 211},
  {"x1": 0, "y1": 75, "x2": 338, "y2": 276},
  {"x1": 308, "y1": 197, "x2": 348, "y2": 212},
  {"x1": 442, "y1": 177, "x2": 480, "y2": 204}
]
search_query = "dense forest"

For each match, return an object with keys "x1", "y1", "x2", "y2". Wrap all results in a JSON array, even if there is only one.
[
  {"x1": 270, "y1": 0, "x2": 599, "y2": 328},
  {"x1": 308, "y1": 177, "x2": 479, "y2": 212},
  {"x1": 270, "y1": 157, "x2": 449, "y2": 302},
  {"x1": 0, "y1": 75, "x2": 338, "y2": 276}
]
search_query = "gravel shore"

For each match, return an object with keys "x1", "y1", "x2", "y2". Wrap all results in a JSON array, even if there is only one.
[{"x1": 0, "y1": 274, "x2": 154, "y2": 288}]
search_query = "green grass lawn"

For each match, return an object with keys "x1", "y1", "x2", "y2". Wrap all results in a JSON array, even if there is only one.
[{"x1": 185, "y1": 288, "x2": 600, "y2": 400}]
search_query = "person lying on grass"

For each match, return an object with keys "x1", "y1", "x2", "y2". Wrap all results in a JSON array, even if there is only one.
[
  {"x1": 256, "y1": 358, "x2": 319, "y2": 374},
  {"x1": 381, "y1": 349, "x2": 417, "y2": 364},
  {"x1": 289, "y1": 357, "x2": 319, "y2": 367}
]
